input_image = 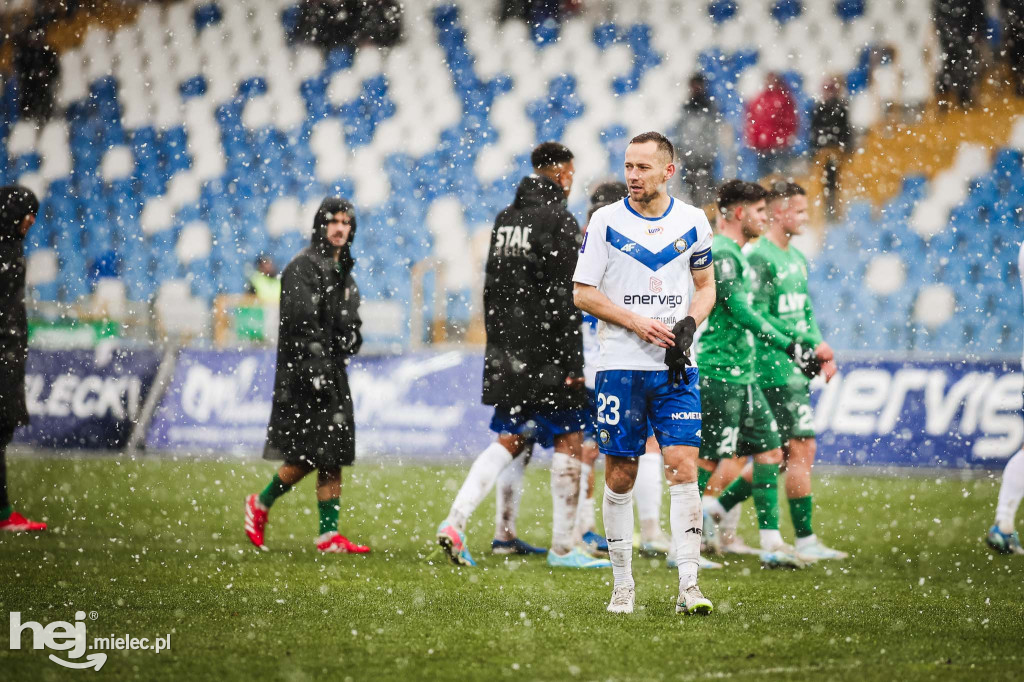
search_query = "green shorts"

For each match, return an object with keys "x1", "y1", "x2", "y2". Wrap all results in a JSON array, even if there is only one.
[
  {"x1": 698, "y1": 376, "x2": 781, "y2": 461},
  {"x1": 762, "y1": 383, "x2": 815, "y2": 442}
]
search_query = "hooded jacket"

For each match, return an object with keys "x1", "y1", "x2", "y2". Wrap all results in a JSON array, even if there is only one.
[
  {"x1": 0, "y1": 185, "x2": 39, "y2": 433},
  {"x1": 481, "y1": 174, "x2": 586, "y2": 410},
  {"x1": 264, "y1": 198, "x2": 362, "y2": 465}
]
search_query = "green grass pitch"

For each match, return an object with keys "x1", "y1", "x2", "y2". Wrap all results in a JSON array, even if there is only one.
[{"x1": 1, "y1": 454, "x2": 1022, "y2": 681}]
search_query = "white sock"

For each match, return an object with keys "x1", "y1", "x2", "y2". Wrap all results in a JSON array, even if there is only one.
[
  {"x1": 575, "y1": 462, "x2": 596, "y2": 538},
  {"x1": 795, "y1": 534, "x2": 818, "y2": 550},
  {"x1": 703, "y1": 495, "x2": 726, "y2": 522},
  {"x1": 759, "y1": 529, "x2": 784, "y2": 550},
  {"x1": 446, "y1": 442, "x2": 514, "y2": 533},
  {"x1": 996, "y1": 450, "x2": 1024, "y2": 533},
  {"x1": 603, "y1": 485, "x2": 635, "y2": 589},
  {"x1": 550, "y1": 452, "x2": 582, "y2": 554},
  {"x1": 669, "y1": 482, "x2": 702, "y2": 586},
  {"x1": 494, "y1": 451, "x2": 527, "y2": 541},
  {"x1": 634, "y1": 451, "x2": 663, "y2": 535},
  {"x1": 721, "y1": 503, "x2": 742, "y2": 535}
]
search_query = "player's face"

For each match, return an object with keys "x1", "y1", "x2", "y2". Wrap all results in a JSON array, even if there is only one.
[
  {"x1": 740, "y1": 199, "x2": 767, "y2": 239},
  {"x1": 772, "y1": 195, "x2": 808, "y2": 235},
  {"x1": 554, "y1": 160, "x2": 575, "y2": 198},
  {"x1": 624, "y1": 142, "x2": 674, "y2": 204},
  {"x1": 19, "y1": 214, "x2": 35, "y2": 237},
  {"x1": 325, "y1": 212, "x2": 352, "y2": 247}
]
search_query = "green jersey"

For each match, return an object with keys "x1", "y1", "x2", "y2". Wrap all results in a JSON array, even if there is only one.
[
  {"x1": 697, "y1": 234, "x2": 793, "y2": 384},
  {"x1": 747, "y1": 237, "x2": 824, "y2": 388}
]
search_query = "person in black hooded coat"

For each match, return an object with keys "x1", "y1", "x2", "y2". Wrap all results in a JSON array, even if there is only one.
[
  {"x1": 0, "y1": 185, "x2": 46, "y2": 532},
  {"x1": 244, "y1": 197, "x2": 369, "y2": 554},
  {"x1": 436, "y1": 143, "x2": 609, "y2": 570}
]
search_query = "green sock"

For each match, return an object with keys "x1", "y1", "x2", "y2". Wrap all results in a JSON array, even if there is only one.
[
  {"x1": 751, "y1": 463, "x2": 781, "y2": 530},
  {"x1": 0, "y1": 505, "x2": 11, "y2": 521},
  {"x1": 258, "y1": 475, "x2": 292, "y2": 509},
  {"x1": 697, "y1": 467, "x2": 712, "y2": 497},
  {"x1": 789, "y1": 495, "x2": 814, "y2": 538},
  {"x1": 318, "y1": 498, "x2": 340, "y2": 536},
  {"x1": 718, "y1": 476, "x2": 752, "y2": 512}
]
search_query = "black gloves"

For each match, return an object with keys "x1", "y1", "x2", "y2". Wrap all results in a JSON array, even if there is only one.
[
  {"x1": 786, "y1": 342, "x2": 822, "y2": 379},
  {"x1": 665, "y1": 316, "x2": 697, "y2": 385}
]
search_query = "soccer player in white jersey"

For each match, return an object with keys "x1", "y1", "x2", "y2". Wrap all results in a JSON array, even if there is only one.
[
  {"x1": 986, "y1": 240, "x2": 1024, "y2": 554},
  {"x1": 573, "y1": 132, "x2": 717, "y2": 615}
]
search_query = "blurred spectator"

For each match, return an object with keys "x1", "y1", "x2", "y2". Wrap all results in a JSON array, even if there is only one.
[
  {"x1": 1000, "y1": 0, "x2": 1024, "y2": 96},
  {"x1": 500, "y1": 0, "x2": 562, "y2": 24},
  {"x1": 674, "y1": 74, "x2": 719, "y2": 207},
  {"x1": 933, "y1": 0, "x2": 986, "y2": 109},
  {"x1": 357, "y1": 0, "x2": 402, "y2": 48},
  {"x1": 13, "y1": 28, "x2": 59, "y2": 121},
  {"x1": 744, "y1": 73, "x2": 798, "y2": 179},
  {"x1": 294, "y1": 0, "x2": 402, "y2": 51},
  {"x1": 246, "y1": 254, "x2": 281, "y2": 304},
  {"x1": 810, "y1": 77, "x2": 852, "y2": 221}
]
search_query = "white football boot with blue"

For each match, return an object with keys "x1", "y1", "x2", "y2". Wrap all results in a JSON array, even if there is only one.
[
  {"x1": 547, "y1": 546, "x2": 612, "y2": 568},
  {"x1": 986, "y1": 524, "x2": 1024, "y2": 555}
]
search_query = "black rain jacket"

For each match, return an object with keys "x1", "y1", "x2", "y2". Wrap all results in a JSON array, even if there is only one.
[
  {"x1": 264, "y1": 198, "x2": 362, "y2": 467},
  {"x1": 0, "y1": 186, "x2": 38, "y2": 435},
  {"x1": 481, "y1": 174, "x2": 586, "y2": 411}
]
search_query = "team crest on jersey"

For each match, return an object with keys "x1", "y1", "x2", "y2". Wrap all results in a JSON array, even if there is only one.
[
  {"x1": 649, "y1": 276, "x2": 662, "y2": 293},
  {"x1": 647, "y1": 225, "x2": 663, "y2": 235},
  {"x1": 673, "y1": 237, "x2": 689, "y2": 253},
  {"x1": 599, "y1": 429, "x2": 610, "y2": 445}
]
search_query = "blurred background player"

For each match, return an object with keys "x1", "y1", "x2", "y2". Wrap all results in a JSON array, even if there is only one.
[
  {"x1": 436, "y1": 142, "x2": 609, "y2": 569},
  {"x1": 985, "y1": 240, "x2": 1024, "y2": 555},
  {"x1": 698, "y1": 180, "x2": 810, "y2": 568},
  {"x1": 747, "y1": 182, "x2": 844, "y2": 561},
  {"x1": 245, "y1": 198, "x2": 368, "y2": 555},
  {"x1": 574, "y1": 131, "x2": 716, "y2": 615},
  {"x1": 575, "y1": 181, "x2": 629, "y2": 556},
  {"x1": 244, "y1": 254, "x2": 281, "y2": 304},
  {"x1": 0, "y1": 186, "x2": 45, "y2": 532}
]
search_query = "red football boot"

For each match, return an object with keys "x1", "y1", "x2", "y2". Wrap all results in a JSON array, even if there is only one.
[
  {"x1": 0, "y1": 511, "x2": 47, "y2": 532},
  {"x1": 316, "y1": 532, "x2": 370, "y2": 554},
  {"x1": 244, "y1": 495, "x2": 269, "y2": 550}
]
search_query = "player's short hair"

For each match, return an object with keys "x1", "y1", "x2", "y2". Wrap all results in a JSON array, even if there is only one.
[
  {"x1": 587, "y1": 181, "x2": 627, "y2": 221},
  {"x1": 766, "y1": 181, "x2": 807, "y2": 203},
  {"x1": 628, "y1": 131, "x2": 674, "y2": 163},
  {"x1": 717, "y1": 179, "x2": 768, "y2": 214},
  {"x1": 531, "y1": 141, "x2": 574, "y2": 169},
  {"x1": 590, "y1": 181, "x2": 627, "y2": 207}
]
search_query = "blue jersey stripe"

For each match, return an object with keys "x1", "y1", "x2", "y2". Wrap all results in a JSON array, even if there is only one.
[{"x1": 606, "y1": 226, "x2": 699, "y2": 272}]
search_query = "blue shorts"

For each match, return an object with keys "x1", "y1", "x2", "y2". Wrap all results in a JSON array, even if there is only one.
[
  {"x1": 489, "y1": 405, "x2": 589, "y2": 449},
  {"x1": 593, "y1": 368, "x2": 702, "y2": 457}
]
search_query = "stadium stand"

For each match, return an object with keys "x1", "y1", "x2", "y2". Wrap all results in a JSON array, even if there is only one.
[{"x1": 0, "y1": 0, "x2": 1020, "y2": 353}]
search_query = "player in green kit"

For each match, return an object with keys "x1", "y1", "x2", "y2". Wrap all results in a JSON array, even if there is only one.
[
  {"x1": 747, "y1": 181, "x2": 846, "y2": 561},
  {"x1": 696, "y1": 180, "x2": 822, "y2": 569}
]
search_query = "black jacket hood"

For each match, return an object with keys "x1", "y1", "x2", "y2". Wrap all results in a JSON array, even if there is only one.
[
  {"x1": 311, "y1": 197, "x2": 356, "y2": 255},
  {"x1": 513, "y1": 174, "x2": 566, "y2": 211},
  {"x1": 0, "y1": 185, "x2": 39, "y2": 245}
]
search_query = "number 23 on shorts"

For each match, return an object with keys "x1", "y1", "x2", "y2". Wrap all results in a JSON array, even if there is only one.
[{"x1": 596, "y1": 393, "x2": 620, "y2": 425}]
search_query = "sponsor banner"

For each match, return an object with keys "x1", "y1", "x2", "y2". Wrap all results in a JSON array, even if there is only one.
[
  {"x1": 145, "y1": 349, "x2": 275, "y2": 454},
  {"x1": 144, "y1": 350, "x2": 1023, "y2": 467},
  {"x1": 812, "y1": 356, "x2": 1022, "y2": 467},
  {"x1": 145, "y1": 349, "x2": 493, "y2": 457},
  {"x1": 15, "y1": 346, "x2": 160, "y2": 449}
]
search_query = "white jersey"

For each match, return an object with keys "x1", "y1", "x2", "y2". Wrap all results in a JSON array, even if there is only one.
[
  {"x1": 1019, "y1": 241, "x2": 1024, "y2": 370},
  {"x1": 572, "y1": 196, "x2": 714, "y2": 372}
]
